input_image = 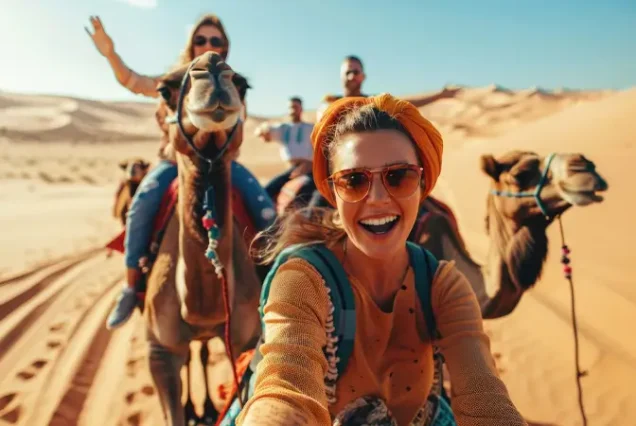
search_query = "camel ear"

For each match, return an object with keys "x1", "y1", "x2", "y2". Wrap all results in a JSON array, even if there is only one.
[
  {"x1": 480, "y1": 154, "x2": 501, "y2": 181},
  {"x1": 118, "y1": 160, "x2": 128, "y2": 171},
  {"x1": 156, "y1": 64, "x2": 188, "y2": 107},
  {"x1": 232, "y1": 73, "x2": 251, "y2": 101},
  {"x1": 159, "y1": 63, "x2": 189, "y2": 90},
  {"x1": 157, "y1": 85, "x2": 172, "y2": 103}
]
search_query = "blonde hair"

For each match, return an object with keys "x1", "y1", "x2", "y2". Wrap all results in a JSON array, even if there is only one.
[
  {"x1": 175, "y1": 14, "x2": 230, "y2": 68},
  {"x1": 252, "y1": 105, "x2": 415, "y2": 265}
]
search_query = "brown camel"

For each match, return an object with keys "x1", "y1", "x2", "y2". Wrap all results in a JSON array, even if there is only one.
[
  {"x1": 142, "y1": 52, "x2": 263, "y2": 426},
  {"x1": 414, "y1": 150, "x2": 608, "y2": 319},
  {"x1": 112, "y1": 158, "x2": 150, "y2": 225}
]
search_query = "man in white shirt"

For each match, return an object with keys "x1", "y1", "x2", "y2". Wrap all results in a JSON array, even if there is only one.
[{"x1": 256, "y1": 96, "x2": 315, "y2": 204}]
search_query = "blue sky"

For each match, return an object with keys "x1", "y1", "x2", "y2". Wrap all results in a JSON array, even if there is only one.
[{"x1": 1, "y1": 0, "x2": 634, "y2": 116}]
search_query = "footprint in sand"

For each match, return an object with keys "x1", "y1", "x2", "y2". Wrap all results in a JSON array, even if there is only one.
[
  {"x1": 0, "y1": 405, "x2": 21, "y2": 424},
  {"x1": 125, "y1": 385, "x2": 155, "y2": 406},
  {"x1": 31, "y1": 359, "x2": 47, "y2": 369},
  {"x1": 141, "y1": 385, "x2": 155, "y2": 396},
  {"x1": 126, "y1": 412, "x2": 142, "y2": 426},
  {"x1": 16, "y1": 371, "x2": 34, "y2": 381},
  {"x1": 15, "y1": 359, "x2": 48, "y2": 381},
  {"x1": 0, "y1": 393, "x2": 17, "y2": 412},
  {"x1": 49, "y1": 322, "x2": 66, "y2": 333},
  {"x1": 47, "y1": 340, "x2": 62, "y2": 349},
  {"x1": 125, "y1": 360, "x2": 139, "y2": 379}
]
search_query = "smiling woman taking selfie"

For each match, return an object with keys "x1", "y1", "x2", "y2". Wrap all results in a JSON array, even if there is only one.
[{"x1": 233, "y1": 94, "x2": 527, "y2": 425}]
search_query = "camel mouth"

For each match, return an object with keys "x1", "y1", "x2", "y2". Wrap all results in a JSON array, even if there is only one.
[
  {"x1": 561, "y1": 189, "x2": 604, "y2": 206},
  {"x1": 186, "y1": 106, "x2": 240, "y2": 132}
]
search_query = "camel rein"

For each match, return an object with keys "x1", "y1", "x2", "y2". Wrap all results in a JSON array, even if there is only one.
[
  {"x1": 490, "y1": 153, "x2": 588, "y2": 425},
  {"x1": 169, "y1": 61, "x2": 245, "y2": 407}
]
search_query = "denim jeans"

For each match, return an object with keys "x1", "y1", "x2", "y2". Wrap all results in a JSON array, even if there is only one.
[
  {"x1": 124, "y1": 160, "x2": 276, "y2": 269},
  {"x1": 124, "y1": 159, "x2": 178, "y2": 268}
]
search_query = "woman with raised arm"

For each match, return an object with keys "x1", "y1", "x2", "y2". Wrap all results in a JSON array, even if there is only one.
[
  {"x1": 85, "y1": 14, "x2": 230, "y2": 98},
  {"x1": 86, "y1": 14, "x2": 275, "y2": 329}
]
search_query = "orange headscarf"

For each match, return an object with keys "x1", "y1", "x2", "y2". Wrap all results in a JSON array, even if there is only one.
[{"x1": 311, "y1": 93, "x2": 444, "y2": 206}]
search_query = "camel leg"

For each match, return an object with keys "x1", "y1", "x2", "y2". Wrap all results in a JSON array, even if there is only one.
[
  {"x1": 183, "y1": 348, "x2": 200, "y2": 425},
  {"x1": 148, "y1": 339, "x2": 188, "y2": 426},
  {"x1": 200, "y1": 341, "x2": 219, "y2": 425}
]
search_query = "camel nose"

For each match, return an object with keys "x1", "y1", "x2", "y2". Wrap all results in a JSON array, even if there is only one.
[
  {"x1": 595, "y1": 175, "x2": 609, "y2": 192},
  {"x1": 205, "y1": 51, "x2": 229, "y2": 74},
  {"x1": 207, "y1": 82, "x2": 231, "y2": 106},
  {"x1": 202, "y1": 52, "x2": 231, "y2": 105}
]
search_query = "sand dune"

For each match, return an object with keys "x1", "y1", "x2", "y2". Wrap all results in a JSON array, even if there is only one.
[
  {"x1": 0, "y1": 92, "x2": 159, "y2": 143},
  {"x1": 0, "y1": 85, "x2": 633, "y2": 425}
]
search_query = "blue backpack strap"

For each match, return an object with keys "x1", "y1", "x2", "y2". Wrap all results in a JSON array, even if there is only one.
[
  {"x1": 258, "y1": 243, "x2": 356, "y2": 375},
  {"x1": 406, "y1": 241, "x2": 440, "y2": 339}
]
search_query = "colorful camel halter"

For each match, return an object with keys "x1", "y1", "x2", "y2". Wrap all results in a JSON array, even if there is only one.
[
  {"x1": 490, "y1": 151, "x2": 588, "y2": 425},
  {"x1": 489, "y1": 152, "x2": 556, "y2": 218}
]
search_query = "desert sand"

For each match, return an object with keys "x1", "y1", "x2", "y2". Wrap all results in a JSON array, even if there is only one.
[{"x1": 0, "y1": 84, "x2": 633, "y2": 426}]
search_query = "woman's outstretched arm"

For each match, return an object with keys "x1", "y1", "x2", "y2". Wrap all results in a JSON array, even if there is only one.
[{"x1": 85, "y1": 16, "x2": 161, "y2": 98}]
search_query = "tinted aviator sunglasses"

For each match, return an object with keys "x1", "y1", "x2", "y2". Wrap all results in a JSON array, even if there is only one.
[
  {"x1": 326, "y1": 164, "x2": 424, "y2": 203},
  {"x1": 193, "y1": 35, "x2": 225, "y2": 48}
]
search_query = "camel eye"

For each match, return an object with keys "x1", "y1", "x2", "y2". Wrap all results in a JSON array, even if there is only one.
[
  {"x1": 513, "y1": 168, "x2": 536, "y2": 186},
  {"x1": 158, "y1": 86, "x2": 172, "y2": 102}
]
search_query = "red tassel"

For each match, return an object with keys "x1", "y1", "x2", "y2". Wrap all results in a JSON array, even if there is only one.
[{"x1": 202, "y1": 216, "x2": 216, "y2": 230}]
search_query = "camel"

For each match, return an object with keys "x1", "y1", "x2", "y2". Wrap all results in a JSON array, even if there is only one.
[
  {"x1": 112, "y1": 158, "x2": 150, "y2": 226},
  {"x1": 413, "y1": 150, "x2": 608, "y2": 319},
  {"x1": 142, "y1": 51, "x2": 263, "y2": 426}
]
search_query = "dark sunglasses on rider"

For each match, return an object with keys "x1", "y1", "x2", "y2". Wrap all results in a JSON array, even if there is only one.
[
  {"x1": 346, "y1": 69, "x2": 361, "y2": 77},
  {"x1": 326, "y1": 164, "x2": 423, "y2": 203},
  {"x1": 193, "y1": 35, "x2": 225, "y2": 48}
]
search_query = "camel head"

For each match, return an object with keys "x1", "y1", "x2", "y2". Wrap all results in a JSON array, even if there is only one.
[
  {"x1": 478, "y1": 151, "x2": 608, "y2": 301},
  {"x1": 118, "y1": 157, "x2": 150, "y2": 183},
  {"x1": 481, "y1": 151, "x2": 608, "y2": 225},
  {"x1": 155, "y1": 51, "x2": 250, "y2": 163}
]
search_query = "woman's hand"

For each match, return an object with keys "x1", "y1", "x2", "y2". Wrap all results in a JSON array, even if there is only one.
[{"x1": 85, "y1": 16, "x2": 114, "y2": 58}]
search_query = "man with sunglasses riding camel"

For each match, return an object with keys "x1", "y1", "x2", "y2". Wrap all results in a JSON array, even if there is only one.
[{"x1": 85, "y1": 14, "x2": 276, "y2": 329}]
